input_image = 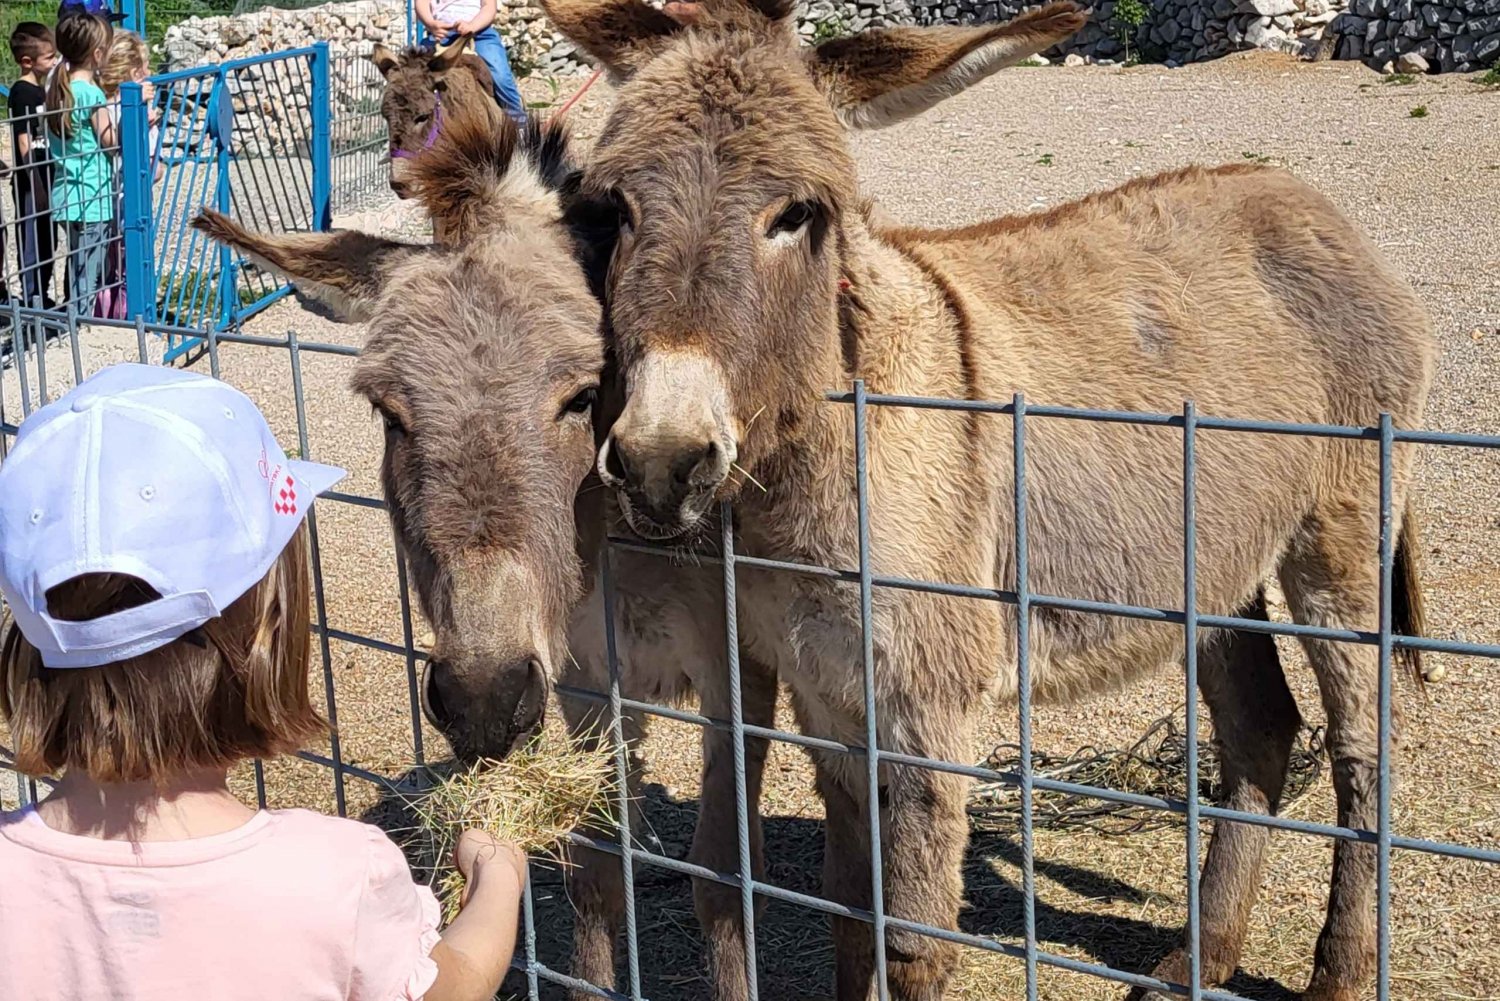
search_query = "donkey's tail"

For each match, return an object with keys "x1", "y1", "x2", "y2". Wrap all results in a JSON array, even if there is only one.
[{"x1": 1393, "y1": 501, "x2": 1427, "y2": 687}]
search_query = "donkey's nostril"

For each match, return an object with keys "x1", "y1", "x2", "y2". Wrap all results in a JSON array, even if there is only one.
[
  {"x1": 423, "y1": 662, "x2": 454, "y2": 730},
  {"x1": 603, "y1": 435, "x2": 633, "y2": 484},
  {"x1": 671, "y1": 440, "x2": 718, "y2": 488}
]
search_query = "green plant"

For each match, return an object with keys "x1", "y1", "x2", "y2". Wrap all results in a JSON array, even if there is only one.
[
  {"x1": 526, "y1": 78, "x2": 563, "y2": 111},
  {"x1": 1035, "y1": 152, "x2": 1054, "y2": 166},
  {"x1": 1241, "y1": 150, "x2": 1272, "y2": 164},
  {"x1": 1382, "y1": 72, "x2": 1416, "y2": 85},
  {"x1": 1480, "y1": 67, "x2": 1500, "y2": 88},
  {"x1": 1113, "y1": 0, "x2": 1149, "y2": 63},
  {"x1": 811, "y1": 13, "x2": 852, "y2": 44},
  {"x1": 1409, "y1": 104, "x2": 1428, "y2": 118}
]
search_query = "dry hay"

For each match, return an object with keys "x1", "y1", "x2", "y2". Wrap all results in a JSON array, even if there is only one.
[
  {"x1": 404, "y1": 729, "x2": 614, "y2": 922},
  {"x1": 969, "y1": 704, "x2": 1327, "y2": 837}
]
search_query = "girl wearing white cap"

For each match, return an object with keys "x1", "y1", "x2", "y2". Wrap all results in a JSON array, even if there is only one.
[{"x1": 0, "y1": 363, "x2": 525, "y2": 1001}]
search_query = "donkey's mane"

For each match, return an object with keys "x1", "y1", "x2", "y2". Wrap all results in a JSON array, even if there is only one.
[{"x1": 406, "y1": 102, "x2": 577, "y2": 242}]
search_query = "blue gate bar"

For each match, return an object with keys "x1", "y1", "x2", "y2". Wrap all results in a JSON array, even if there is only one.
[{"x1": 310, "y1": 42, "x2": 333, "y2": 232}]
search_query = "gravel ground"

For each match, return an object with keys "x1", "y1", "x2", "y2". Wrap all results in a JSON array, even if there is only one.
[{"x1": 3, "y1": 53, "x2": 1498, "y2": 1001}]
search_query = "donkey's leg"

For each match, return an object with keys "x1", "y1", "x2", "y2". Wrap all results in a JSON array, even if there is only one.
[
  {"x1": 691, "y1": 654, "x2": 777, "y2": 1001},
  {"x1": 816, "y1": 714, "x2": 971, "y2": 1001},
  {"x1": 558, "y1": 683, "x2": 647, "y2": 1001},
  {"x1": 1132, "y1": 592, "x2": 1302, "y2": 999},
  {"x1": 1278, "y1": 502, "x2": 1390, "y2": 1001},
  {"x1": 813, "y1": 752, "x2": 877, "y2": 1001}
]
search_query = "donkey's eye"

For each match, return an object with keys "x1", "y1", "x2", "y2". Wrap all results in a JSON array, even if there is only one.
[
  {"x1": 608, "y1": 190, "x2": 634, "y2": 234},
  {"x1": 414, "y1": 112, "x2": 431, "y2": 124},
  {"x1": 768, "y1": 201, "x2": 817, "y2": 238},
  {"x1": 377, "y1": 407, "x2": 407, "y2": 436},
  {"x1": 561, "y1": 386, "x2": 598, "y2": 418}
]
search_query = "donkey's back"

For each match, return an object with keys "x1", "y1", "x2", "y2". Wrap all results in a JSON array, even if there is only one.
[
  {"x1": 884, "y1": 162, "x2": 1434, "y2": 699},
  {"x1": 888, "y1": 162, "x2": 1432, "y2": 430}
]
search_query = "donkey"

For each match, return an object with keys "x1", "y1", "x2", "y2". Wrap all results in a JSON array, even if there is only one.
[
  {"x1": 195, "y1": 103, "x2": 603, "y2": 763},
  {"x1": 369, "y1": 38, "x2": 502, "y2": 204},
  {"x1": 533, "y1": 1, "x2": 1436, "y2": 999},
  {"x1": 194, "y1": 89, "x2": 779, "y2": 1001}
]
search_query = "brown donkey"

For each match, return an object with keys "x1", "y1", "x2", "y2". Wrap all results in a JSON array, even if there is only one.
[
  {"x1": 544, "y1": 1, "x2": 1436, "y2": 999},
  {"x1": 194, "y1": 94, "x2": 777, "y2": 1000},
  {"x1": 369, "y1": 37, "x2": 502, "y2": 203}
]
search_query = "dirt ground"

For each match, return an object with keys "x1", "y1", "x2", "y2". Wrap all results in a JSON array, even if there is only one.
[{"x1": 3, "y1": 52, "x2": 1499, "y2": 1001}]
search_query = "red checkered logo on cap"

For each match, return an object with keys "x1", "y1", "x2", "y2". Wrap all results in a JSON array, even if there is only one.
[{"x1": 275, "y1": 474, "x2": 298, "y2": 516}]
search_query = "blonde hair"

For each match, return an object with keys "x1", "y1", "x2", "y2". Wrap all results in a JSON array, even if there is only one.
[
  {"x1": 46, "y1": 13, "x2": 112, "y2": 140},
  {"x1": 1, "y1": 524, "x2": 325, "y2": 783},
  {"x1": 99, "y1": 30, "x2": 149, "y2": 96}
]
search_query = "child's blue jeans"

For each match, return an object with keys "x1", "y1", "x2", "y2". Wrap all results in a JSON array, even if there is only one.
[
  {"x1": 65, "y1": 220, "x2": 109, "y2": 317},
  {"x1": 435, "y1": 27, "x2": 527, "y2": 125}
]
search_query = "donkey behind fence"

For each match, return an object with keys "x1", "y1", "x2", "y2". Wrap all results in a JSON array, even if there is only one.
[
  {"x1": 538, "y1": 1, "x2": 1436, "y2": 1000},
  {"x1": 192, "y1": 88, "x2": 768, "y2": 1000},
  {"x1": 202, "y1": 2, "x2": 1437, "y2": 998}
]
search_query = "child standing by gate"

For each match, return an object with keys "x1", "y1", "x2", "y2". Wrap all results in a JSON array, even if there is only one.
[
  {"x1": 97, "y1": 30, "x2": 163, "y2": 319},
  {"x1": 45, "y1": 13, "x2": 114, "y2": 316},
  {"x1": 415, "y1": 0, "x2": 527, "y2": 124},
  {"x1": 8, "y1": 23, "x2": 61, "y2": 312},
  {"x1": 0, "y1": 364, "x2": 527, "y2": 1001}
]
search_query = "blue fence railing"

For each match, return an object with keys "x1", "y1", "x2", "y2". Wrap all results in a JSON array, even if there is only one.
[{"x1": 124, "y1": 43, "x2": 331, "y2": 358}]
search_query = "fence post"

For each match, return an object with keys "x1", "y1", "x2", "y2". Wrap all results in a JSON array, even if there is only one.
[
  {"x1": 310, "y1": 42, "x2": 333, "y2": 232},
  {"x1": 407, "y1": 0, "x2": 417, "y2": 46},
  {"x1": 212, "y1": 71, "x2": 235, "y2": 330},
  {"x1": 119, "y1": 81, "x2": 154, "y2": 323},
  {"x1": 120, "y1": 0, "x2": 145, "y2": 35}
]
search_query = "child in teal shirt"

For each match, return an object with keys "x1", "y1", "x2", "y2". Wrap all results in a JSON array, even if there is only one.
[{"x1": 46, "y1": 13, "x2": 114, "y2": 316}]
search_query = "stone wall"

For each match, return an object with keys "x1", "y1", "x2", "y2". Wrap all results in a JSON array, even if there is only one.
[
  {"x1": 913, "y1": 0, "x2": 1343, "y2": 64},
  {"x1": 1329, "y1": 0, "x2": 1500, "y2": 71},
  {"x1": 162, "y1": 0, "x2": 1499, "y2": 74},
  {"x1": 163, "y1": 0, "x2": 590, "y2": 74},
  {"x1": 163, "y1": 0, "x2": 909, "y2": 75}
]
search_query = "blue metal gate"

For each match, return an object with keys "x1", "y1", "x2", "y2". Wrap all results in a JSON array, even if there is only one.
[{"x1": 122, "y1": 44, "x2": 332, "y2": 360}]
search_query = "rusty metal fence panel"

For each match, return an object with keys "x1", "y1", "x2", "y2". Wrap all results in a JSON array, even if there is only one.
[{"x1": 2, "y1": 309, "x2": 1499, "y2": 1001}]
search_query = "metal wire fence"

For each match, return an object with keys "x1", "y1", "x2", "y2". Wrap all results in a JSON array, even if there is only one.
[
  {"x1": 147, "y1": 44, "x2": 328, "y2": 345},
  {"x1": 2, "y1": 310, "x2": 1499, "y2": 1001},
  {"x1": 330, "y1": 46, "x2": 389, "y2": 211},
  {"x1": 0, "y1": 101, "x2": 126, "y2": 327}
]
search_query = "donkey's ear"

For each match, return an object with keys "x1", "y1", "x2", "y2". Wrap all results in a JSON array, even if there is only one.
[
  {"x1": 370, "y1": 43, "x2": 400, "y2": 77},
  {"x1": 192, "y1": 210, "x2": 427, "y2": 322},
  {"x1": 540, "y1": 0, "x2": 688, "y2": 80},
  {"x1": 807, "y1": 2, "x2": 1087, "y2": 130}
]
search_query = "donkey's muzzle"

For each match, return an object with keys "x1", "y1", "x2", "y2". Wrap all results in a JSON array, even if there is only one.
[
  {"x1": 422, "y1": 655, "x2": 547, "y2": 762},
  {"x1": 599, "y1": 431, "x2": 730, "y2": 537}
]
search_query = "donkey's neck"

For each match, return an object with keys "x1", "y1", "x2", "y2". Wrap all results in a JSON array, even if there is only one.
[{"x1": 741, "y1": 210, "x2": 981, "y2": 563}]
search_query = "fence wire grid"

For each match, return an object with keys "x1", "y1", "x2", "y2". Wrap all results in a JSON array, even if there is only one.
[{"x1": 2, "y1": 310, "x2": 1499, "y2": 1001}]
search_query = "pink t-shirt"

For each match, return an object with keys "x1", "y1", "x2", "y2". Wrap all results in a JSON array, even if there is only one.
[{"x1": 0, "y1": 805, "x2": 442, "y2": 1001}]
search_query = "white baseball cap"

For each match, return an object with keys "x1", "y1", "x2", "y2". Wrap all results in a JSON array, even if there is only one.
[{"x1": 0, "y1": 363, "x2": 345, "y2": 669}]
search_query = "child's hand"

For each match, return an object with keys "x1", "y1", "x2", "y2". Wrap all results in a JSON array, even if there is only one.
[{"x1": 453, "y1": 829, "x2": 526, "y2": 905}]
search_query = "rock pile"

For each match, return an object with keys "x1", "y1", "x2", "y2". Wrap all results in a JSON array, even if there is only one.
[
  {"x1": 1329, "y1": 0, "x2": 1500, "y2": 71},
  {"x1": 920, "y1": 0, "x2": 1344, "y2": 64}
]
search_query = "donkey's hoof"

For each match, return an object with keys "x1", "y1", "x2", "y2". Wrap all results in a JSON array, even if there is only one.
[{"x1": 1302, "y1": 987, "x2": 1361, "y2": 1001}]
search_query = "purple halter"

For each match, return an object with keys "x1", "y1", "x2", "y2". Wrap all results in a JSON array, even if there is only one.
[{"x1": 392, "y1": 92, "x2": 444, "y2": 160}]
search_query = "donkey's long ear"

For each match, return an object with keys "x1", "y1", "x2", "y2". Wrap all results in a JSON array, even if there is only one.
[
  {"x1": 370, "y1": 43, "x2": 400, "y2": 77},
  {"x1": 192, "y1": 210, "x2": 427, "y2": 322},
  {"x1": 540, "y1": 0, "x2": 689, "y2": 80},
  {"x1": 807, "y1": 2, "x2": 1087, "y2": 130}
]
